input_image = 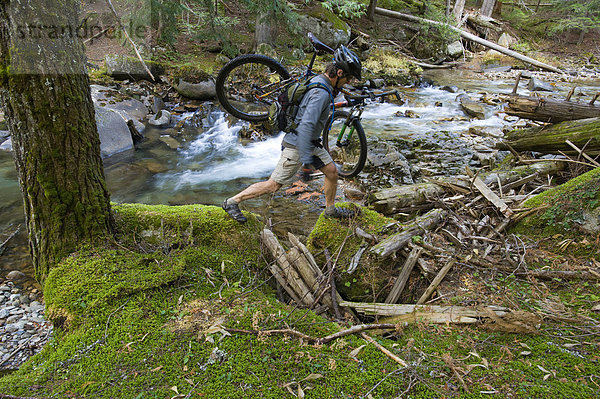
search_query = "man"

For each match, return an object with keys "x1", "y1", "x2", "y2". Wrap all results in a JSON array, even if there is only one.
[{"x1": 222, "y1": 45, "x2": 362, "y2": 223}]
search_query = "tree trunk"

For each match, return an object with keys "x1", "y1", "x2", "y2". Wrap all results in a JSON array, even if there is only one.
[
  {"x1": 453, "y1": 0, "x2": 467, "y2": 22},
  {"x1": 0, "y1": 0, "x2": 113, "y2": 282},
  {"x1": 255, "y1": 11, "x2": 275, "y2": 46},
  {"x1": 367, "y1": 0, "x2": 378, "y2": 20},
  {"x1": 498, "y1": 117, "x2": 600, "y2": 156},
  {"x1": 480, "y1": 0, "x2": 496, "y2": 17}
]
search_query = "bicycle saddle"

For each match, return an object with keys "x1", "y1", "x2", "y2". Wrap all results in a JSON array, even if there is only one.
[{"x1": 308, "y1": 32, "x2": 334, "y2": 54}]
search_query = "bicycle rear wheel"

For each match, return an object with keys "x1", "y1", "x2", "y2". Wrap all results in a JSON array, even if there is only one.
[
  {"x1": 323, "y1": 111, "x2": 367, "y2": 178},
  {"x1": 215, "y1": 54, "x2": 291, "y2": 122}
]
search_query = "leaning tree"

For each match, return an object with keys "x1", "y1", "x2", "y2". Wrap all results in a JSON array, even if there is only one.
[{"x1": 0, "y1": 0, "x2": 113, "y2": 282}]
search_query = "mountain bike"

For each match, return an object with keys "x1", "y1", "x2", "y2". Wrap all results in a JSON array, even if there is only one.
[{"x1": 215, "y1": 33, "x2": 400, "y2": 178}]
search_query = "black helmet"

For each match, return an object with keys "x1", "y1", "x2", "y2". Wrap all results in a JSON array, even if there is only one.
[{"x1": 333, "y1": 45, "x2": 362, "y2": 80}]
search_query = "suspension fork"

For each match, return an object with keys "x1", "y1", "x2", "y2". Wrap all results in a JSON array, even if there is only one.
[{"x1": 336, "y1": 106, "x2": 364, "y2": 146}]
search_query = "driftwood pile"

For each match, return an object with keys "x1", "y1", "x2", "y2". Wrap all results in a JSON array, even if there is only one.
[{"x1": 257, "y1": 154, "x2": 600, "y2": 332}]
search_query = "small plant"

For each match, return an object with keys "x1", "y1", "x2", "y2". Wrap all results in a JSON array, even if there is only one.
[{"x1": 322, "y1": 0, "x2": 366, "y2": 19}]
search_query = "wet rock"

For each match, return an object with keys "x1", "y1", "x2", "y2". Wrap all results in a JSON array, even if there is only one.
[
  {"x1": 528, "y1": 77, "x2": 555, "y2": 92},
  {"x1": 343, "y1": 186, "x2": 365, "y2": 201},
  {"x1": 6, "y1": 271, "x2": 26, "y2": 282},
  {"x1": 0, "y1": 137, "x2": 11, "y2": 152},
  {"x1": 148, "y1": 110, "x2": 172, "y2": 127},
  {"x1": 152, "y1": 96, "x2": 166, "y2": 114},
  {"x1": 441, "y1": 85, "x2": 459, "y2": 93},
  {"x1": 137, "y1": 160, "x2": 169, "y2": 174},
  {"x1": 457, "y1": 94, "x2": 486, "y2": 119},
  {"x1": 105, "y1": 55, "x2": 164, "y2": 82},
  {"x1": 175, "y1": 79, "x2": 217, "y2": 100},
  {"x1": 483, "y1": 65, "x2": 512, "y2": 74},
  {"x1": 366, "y1": 140, "x2": 413, "y2": 184},
  {"x1": 368, "y1": 79, "x2": 385, "y2": 89},
  {"x1": 159, "y1": 135, "x2": 181, "y2": 150}
]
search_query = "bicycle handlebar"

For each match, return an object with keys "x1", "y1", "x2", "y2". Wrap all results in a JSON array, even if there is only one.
[{"x1": 337, "y1": 87, "x2": 402, "y2": 106}]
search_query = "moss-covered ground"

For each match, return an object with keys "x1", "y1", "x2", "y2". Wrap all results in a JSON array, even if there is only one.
[{"x1": 1, "y1": 195, "x2": 599, "y2": 398}]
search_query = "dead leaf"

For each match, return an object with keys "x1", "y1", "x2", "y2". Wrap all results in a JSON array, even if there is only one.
[
  {"x1": 298, "y1": 385, "x2": 305, "y2": 399},
  {"x1": 350, "y1": 344, "x2": 366, "y2": 358},
  {"x1": 301, "y1": 373, "x2": 323, "y2": 382},
  {"x1": 151, "y1": 366, "x2": 163, "y2": 372}
]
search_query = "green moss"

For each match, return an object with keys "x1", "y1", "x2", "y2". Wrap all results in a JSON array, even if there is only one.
[
  {"x1": 363, "y1": 49, "x2": 422, "y2": 85},
  {"x1": 308, "y1": 203, "x2": 397, "y2": 301},
  {"x1": 513, "y1": 168, "x2": 600, "y2": 237},
  {"x1": 306, "y1": 4, "x2": 349, "y2": 32}
]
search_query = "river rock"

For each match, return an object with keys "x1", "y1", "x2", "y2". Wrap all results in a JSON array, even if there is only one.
[
  {"x1": 447, "y1": 40, "x2": 464, "y2": 59},
  {"x1": 91, "y1": 85, "x2": 149, "y2": 121},
  {"x1": 175, "y1": 79, "x2": 217, "y2": 100},
  {"x1": 105, "y1": 55, "x2": 164, "y2": 82},
  {"x1": 296, "y1": 4, "x2": 350, "y2": 49},
  {"x1": 148, "y1": 110, "x2": 171, "y2": 127},
  {"x1": 0, "y1": 137, "x2": 11, "y2": 152},
  {"x1": 528, "y1": 77, "x2": 554, "y2": 92},
  {"x1": 366, "y1": 140, "x2": 413, "y2": 184},
  {"x1": 94, "y1": 105, "x2": 134, "y2": 158},
  {"x1": 152, "y1": 96, "x2": 166, "y2": 114},
  {"x1": 457, "y1": 94, "x2": 486, "y2": 119},
  {"x1": 6, "y1": 271, "x2": 26, "y2": 282}
]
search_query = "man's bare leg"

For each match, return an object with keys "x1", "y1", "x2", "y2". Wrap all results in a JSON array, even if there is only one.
[
  {"x1": 320, "y1": 162, "x2": 338, "y2": 208},
  {"x1": 230, "y1": 179, "x2": 282, "y2": 203}
]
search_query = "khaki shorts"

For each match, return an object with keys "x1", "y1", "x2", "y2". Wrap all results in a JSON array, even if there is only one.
[{"x1": 270, "y1": 146, "x2": 333, "y2": 185}]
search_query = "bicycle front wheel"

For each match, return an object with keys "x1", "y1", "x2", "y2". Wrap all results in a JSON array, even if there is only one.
[
  {"x1": 215, "y1": 54, "x2": 291, "y2": 122},
  {"x1": 323, "y1": 111, "x2": 367, "y2": 178}
]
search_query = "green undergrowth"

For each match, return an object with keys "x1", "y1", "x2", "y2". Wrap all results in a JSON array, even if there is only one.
[
  {"x1": 512, "y1": 167, "x2": 600, "y2": 239},
  {"x1": 1, "y1": 203, "x2": 599, "y2": 397}
]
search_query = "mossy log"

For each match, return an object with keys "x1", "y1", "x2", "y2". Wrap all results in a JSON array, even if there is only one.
[
  {"x1": 502, "y1": 95, "x2": 600, "y2": 123},
  {"x1": 498, "y1": 117, "x2": 600, "y2": 156},
  {"x1": 370, "y1": 209, "x2": 447, "y2": 259},
  {"x1": 367, "y1": 183, "x2": 446, "y2": 214}
]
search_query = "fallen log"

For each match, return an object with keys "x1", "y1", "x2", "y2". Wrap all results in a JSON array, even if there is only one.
[
  {"x1": 340, "y1": 301, "x2": 511, "y2": 324},
  {"x1": 367, "y1": 182, "x2": 445, "y2": 214},
  {"x1": 384, "y1": 246, "x2": 422, "y2": 304},
  {"x1": 260, "y1": 229, "x2": 315, "y2": 306},
  {"x1": 374, "y1": 7, "x2": 563, "y2": 73},
  {"x1": 502, "y1": 94, "x2": 600, "y2": 123},
  {"x1": 416, "y1": 259, "x2": 456, "y2": 304},
  {"x1": 371, "y1": 208, "x2": 447, "y2": 259},
  {"x1": 498, "y1": 117, "x2": 600, "y2": 156}
]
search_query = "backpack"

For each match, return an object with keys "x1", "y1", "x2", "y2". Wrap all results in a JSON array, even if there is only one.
[{"x1": 267, "y1": 77, "x2": 333, "y2": 133}]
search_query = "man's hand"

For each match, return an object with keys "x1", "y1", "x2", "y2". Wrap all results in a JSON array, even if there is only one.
[{"x1": 299, "y1": 163, "x2": 314, "y2": 183}]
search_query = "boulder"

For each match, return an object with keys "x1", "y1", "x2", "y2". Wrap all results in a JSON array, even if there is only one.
[
  {"x1": 297, "y1": 4, "x2": 350, "y2": 50},
  {"x1": 105, "y1": 55, "x2": 164, "y2": 82},
  {"x1": 457, "y1": 94, "x2": 486, "y2": 119},
  {"x1": 152, "y1": 96, "x2": 166, "y2": 114},
  {"x1": 528, "y1": 77, "x2": 554, "y2": 92},
  {"x1": 94, "y1": 104, "x2": 134, "y2": 158},
  {"x1": 6, "y1": 270, "x2": 26, "y2": 282},
  {"x1": 148, "y1": 110, "x2": 171, "y2": 127},
  {"x1": 91, "y1": 85, "x2": 148, "y2": 121},
  {"x1": 174, "y1": 78, "x2": 217, "y2": 100},
  {"x1": 498, "y1": 32, "x2": 516, "y2": 48},
  {"x1": 447, "y1": 40, "x2": 464, "y2": 59}
]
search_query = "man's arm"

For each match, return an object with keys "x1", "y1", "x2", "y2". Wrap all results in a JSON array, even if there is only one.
[{"x1": 295, "y1": 90, "x2": 331, "y2": 165}]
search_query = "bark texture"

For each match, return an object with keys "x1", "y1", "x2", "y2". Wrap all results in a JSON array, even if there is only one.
[{"x1": 0, "y1": 0, "x2": 113, "y2": 281}]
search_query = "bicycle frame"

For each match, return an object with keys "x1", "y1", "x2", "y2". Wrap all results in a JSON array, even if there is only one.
[{"x1": 334, "y1": 89, "x2": 401, "y2": 146}]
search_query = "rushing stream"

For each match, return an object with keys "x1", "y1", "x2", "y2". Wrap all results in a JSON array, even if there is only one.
[{"x1": 2, "y1": 69, "x2": 600, "y2": 284}]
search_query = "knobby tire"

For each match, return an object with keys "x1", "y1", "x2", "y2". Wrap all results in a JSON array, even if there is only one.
[
  {"x1": 323, "y1": 111, "x2": 367, "y2": 178},
  {"x1": 215, "y1": 54, "x2": 290, "y2": 122}
]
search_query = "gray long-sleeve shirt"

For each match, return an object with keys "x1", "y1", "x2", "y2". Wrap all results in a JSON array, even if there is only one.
[{"x1": 281, "y1": 74, "x2": 333, "y2": 165}]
